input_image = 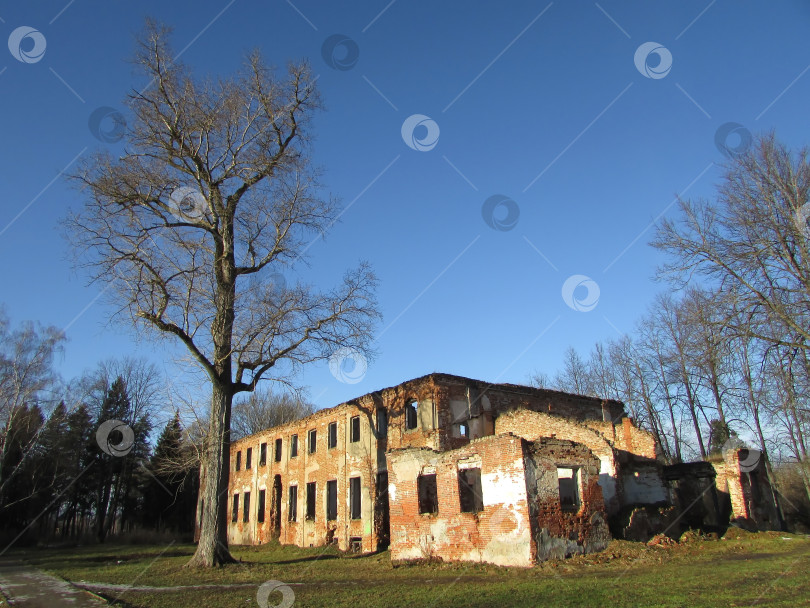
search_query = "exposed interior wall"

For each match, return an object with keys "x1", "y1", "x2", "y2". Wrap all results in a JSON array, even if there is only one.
[
  {"x1": 523, "y1": 438, "x2": 611, "y2": 560},
  {"x1": 495, "y1": 409, "x2": 621, "y2": 514},
  {"x1": 621, "y1": 464, "x2": 669, "y2": 505}
]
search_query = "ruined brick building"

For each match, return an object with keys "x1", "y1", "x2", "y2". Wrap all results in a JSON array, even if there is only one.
[{"x1": 210, "y1": 373, "x2": 777, "y2": 567}]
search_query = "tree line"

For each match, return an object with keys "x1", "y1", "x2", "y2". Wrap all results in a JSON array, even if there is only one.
[
  {"x1": 0, "y1": 317, "x2": 198, "y2": 545},
  {"x1": 0, "y1": 306, "x2": 319, "y2": 547},
  {"x1": 532, "y1": 135, "x2": 810, "y2": 528}
]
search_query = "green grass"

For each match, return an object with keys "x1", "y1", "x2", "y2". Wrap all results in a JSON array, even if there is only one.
[{"x1": 10, "y1": 531, "x2": 810, "y2": 607}]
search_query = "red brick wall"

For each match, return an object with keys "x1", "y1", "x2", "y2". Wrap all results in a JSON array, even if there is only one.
[
  {"x1": 208, "y1": 373, "x2": 635, "y2": 559},
  {"x1": 388, "y1": 434, "x2": 535, "y2": 567},
  {"x1": 495, "y1": 409, "x2": 621, "y2": 512},
  {"x1": 226, "y1": 396, "x2": 385, "y2": 553},
  {"x1": 524, "y1": 438, "x2": 610, "y2": 559}
]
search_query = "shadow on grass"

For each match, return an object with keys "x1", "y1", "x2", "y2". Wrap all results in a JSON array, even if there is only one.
[
  {"x1": 79, "y1": 551, "x2": 192, "y2": 563},
  {"x1": 255, "y1": 554, "x2": 340, "y2": 566}
]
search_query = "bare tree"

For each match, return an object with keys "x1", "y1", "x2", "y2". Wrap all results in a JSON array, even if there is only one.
[
  {"x1": 527, "y1": 370, "x2": 552, "y2": 389},
  {"x1": 653, "y1": 134, "x2": 810, "y2": 353},
  {"x1": 614, "y1": 335, "x2": 671, "y2": 460},
  {"x1": 70, "y1": 357, "x2": 164, "y2": 424},
  {"x1": 553, "y1": 347, "x2": 592, "y2": 396},
  {"x1": 64, "y1": 23, "x2": 380, "y2": 566},
  {"x1": 0, "y1": 308, "x2": 65, "y2": 502},
  {"x1": 231, "y1": 389, "x2": 314, "y2": 439},
  {"x1": 0, "y1": 309, "x2": 65, "y2": 428},
  {"x1": 587, "y1": 342, "x2": 621, "y2": 403},
  {"x1": 638, "y1": 309, "x2": 685, "y2": 462},
  {"x1": 682, "y1": 288, "x2": 733, "y2": 427},
  {"x1": 652, "y1": 293, "x2": 708, "y2": 459}
]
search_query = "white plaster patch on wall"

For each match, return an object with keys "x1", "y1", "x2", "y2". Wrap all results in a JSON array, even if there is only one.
[
  {"x1": 388, "y1": 483, "x2": 397, "y2": 502},
  {"x1": 457, "y1": 454, "x2": 482, "y2": 470},
  {"x1": 482, "y1": 506, "x2": 532, "y2": 567},
  {"x1": 598, "y1": 456, "x2": 617, "y2": 504},
  {"x1": 480, "y1": 458, "x2": 532, "y2": 565},
  {"x1": 428, "y1": 518, "x2": 449, "y2": 548},
  {"x1": 391, "y1": 452, "x2": 438, "y2": 482},
  {"x1": 481, "y1": 459, "x2": 527, "y2": 508}
]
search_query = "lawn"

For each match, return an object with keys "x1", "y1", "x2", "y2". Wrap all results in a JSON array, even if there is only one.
[{"x1": 10, "y1": 530, "x2": 810, "y2": 608}]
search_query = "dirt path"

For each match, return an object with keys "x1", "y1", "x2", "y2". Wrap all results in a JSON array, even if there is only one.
[{"x1": 0, "y1": 559, "x2": 109, "y2": 607}]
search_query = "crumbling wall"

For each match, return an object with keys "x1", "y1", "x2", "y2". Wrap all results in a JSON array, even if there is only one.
[
  {"x1": 380, "y1": 378, "x2": 441, "y2": 452},
  {"x1": 662, "y1": 461, "x2": 727, "y2": 534},
  {"x1": 620, "y1": 504, "x2": 680, "y2": 542},
  {"x1": 712, "y1": 450, "x2": 779, "y2": 530},
  {"x1": 435, "y1": 375, "x2": 624, "y2": 423},
  {"x1": 387, "y1": 434, "x2": 535, "y2": 567},
  {"x1": 524, "y1": 438, "x2": 611, "y2": 560},
  {"x1": 496, "y1": 409, "x2": 622, "y2": 514}
]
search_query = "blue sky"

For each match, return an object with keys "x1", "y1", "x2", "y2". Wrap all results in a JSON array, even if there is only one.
[{"x1": 2, "y1": 1, "x2": 810, "y2": 413}]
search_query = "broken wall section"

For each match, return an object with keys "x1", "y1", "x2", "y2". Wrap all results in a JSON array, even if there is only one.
[
  {"x1": 387, "y1": 434, "x2": 535, "y2": 567},
  {"x1": 712, "y1": 449, "x2": 780, "y2": 531},
  {"x1": 496, "y1": 409, "x2": 621, "y2": 514}
]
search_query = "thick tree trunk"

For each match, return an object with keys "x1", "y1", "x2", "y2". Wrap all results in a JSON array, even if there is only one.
[{"x1": 186, "y1": 382, "x2": 236, "y2": 567}]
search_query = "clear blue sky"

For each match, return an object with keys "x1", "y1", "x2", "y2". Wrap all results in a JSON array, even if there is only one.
[{"x1": 2, "y1": 1, "x2": 809, "y2": 412}]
